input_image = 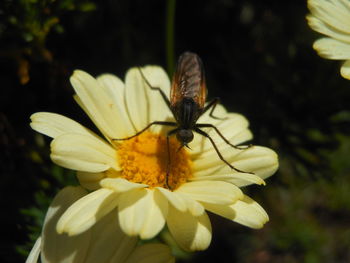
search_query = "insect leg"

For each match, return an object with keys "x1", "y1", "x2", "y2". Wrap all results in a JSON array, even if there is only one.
[
  {"x1": 165, "y1": 128, "x2": 178, "y2": 189},
  {"x1": 196, "y1": 123, "x2": 252, "y2": 150},
  {"x1": 138, "y1": 68, "x2": 175, "y2": 115},
  {"x1": 194, "y1": 127, "x2": 254, "y2": 174},
  {"x1": 201, "y1": 97, "x2": 225, "y2": 120},
  {"x1": 112, "y1": 121, "x2": 177, "y2": 141}
]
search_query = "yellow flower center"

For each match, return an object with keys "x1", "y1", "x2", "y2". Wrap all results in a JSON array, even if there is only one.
[{"x1": 117, "y1": 131, "x2": 192, "y2": 190}]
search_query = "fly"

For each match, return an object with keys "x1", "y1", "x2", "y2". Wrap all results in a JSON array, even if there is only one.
[{"x1": 114, "y1": 52, "x2": 252, "y2": 189}]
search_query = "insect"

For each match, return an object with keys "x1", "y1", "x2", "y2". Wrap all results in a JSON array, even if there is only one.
[{"x1": 114, "y1": 52, "x2": 252, "y2": 188}]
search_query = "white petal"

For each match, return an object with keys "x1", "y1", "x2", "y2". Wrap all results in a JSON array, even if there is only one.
[
  {"x1": 100, "y1": 177, "x2": 148, "y2": 192},
  {"x1": 194, "y1": 146, "x2": 278, "y2": 186},
  {"x1": 124, "y1": 243, "x2": 175, "y2": 263},
  {"x1": 30, "y1": 112, "x2": 96, "y2": 139},
  {"x1": 118, "y1": 189, "x2": 167, "y2": 239},
  {"x1": 84, "y1": 209, "x2": 138, "y2": 263},
  {"x1": 97, "y1": 74, "x2": 136, "y2": 137},
  {"x1": 125, "y1": 68, "x2": 150, "y2": 131},
  {"x1": 307, "y1": 15, "x2": 350, "y2": 44},
  {"x1": 141, "y1": 66, "x2": 174, "y2": 133},
  {"x1": 167, "y1": 207, "x2": 212, "y2": 251},
  {"x1": 41, "y1": 186, "x2": 91, "y2": 263},
  {"x1": 57, "y1": 188, "x2": 119, "y2": 235},
  {"x1": 190, "y1": 172, "x2": 266, "y2": 186},
  {"x1": 156, "y1": 187, "x2": 187, "y2": 212},
  {"x1": 313, "y1": 38, "x2": 350, "y2": 59},
  {"x1": 192, "y1": 113, "x2": 252, "y2": 156},
  {"x1": 203, "y1": 195, "x2": 269, "y2": 229},
  {"x1": 26, "y1": 237, "x2": 41, "y2": 263},
  {"x1": 77, "y1": 171, "x2": 106, "y2": 190},
  {"x1": 180, "y1": 195, "x2": 205, "y2": 216},
  {"x1": 340, "y1": 60, "x2": 350, "y2": 79},
  {"x1": 51, "y1": 133, "x2": 119, "y2": 172},
  {"x1": 308, "y1": 0, "x2": 350, "y2": 35},
  {"x1": 70, "y1": 70, "x2": 128, "y2": 139},
  {"x1": 175, "y1": 180, "x2": 243, "y2": 205}
]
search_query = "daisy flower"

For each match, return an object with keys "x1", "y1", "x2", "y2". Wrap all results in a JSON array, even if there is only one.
[
  {"x1": 26, "y1": 186, "x2": 174, "y2": 263},
  {"x1": 30, "y1": 65, "x2": 278, "y2": 251},
  {"x1": 307, "y1": 0, "x2": 350, "y2": 79}
]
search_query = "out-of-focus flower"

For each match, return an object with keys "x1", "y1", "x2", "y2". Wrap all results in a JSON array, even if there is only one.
[
  {"x1": 307, "y1": 0, "x2": 350, "y2": 79},
  {"x1": 30, "y1": 66, "x2": 278, "y2": 251},
  {"x1": 26, "y1": 186, "x2": 174, "y2": 263}
]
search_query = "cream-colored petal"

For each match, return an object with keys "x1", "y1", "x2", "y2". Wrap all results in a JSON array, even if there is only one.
[
  {"x1": 340, "y1": 60, "x2": 350, "y2": 79},
  {"x1": 308, "y1": 0, "x2": 350, "y2": 35},
  {"x1": 125, "y1": 68, "x2": 150, "y2": 131},
  {"x1": 51, "y1": 133, "x2": 119, "y2": 172},
  {"x1": 156, "y1": 187, "x2": 187, "y2": 212},
  {"x1": 194, "y1": 146, "x2": 278, "y2": 186},
  {"x1": 77, "y1": 171, "x2": 106, "y2": 190},
  {"x1": 175, "y1": 180, "x2": 243, "y2": 205},
  {"x1": 70, "y1": 70, "x2": 128, "y2": 139},
  {"x1": 181, "y1": 195, "x2": 205, "y2": 217},
  {"x1": 313, "y1": 37, "x2": 350, "y2": 59},
  {"x1": 118, "y1": 189, "x2": 167, "y2": 239},
  {"x1": 190, "y1": 172, "x2": 266, "y2": 186},
  {"x1": 41, "y1": 186, "x2": 91, "y2": 263},
  {"x1": 30, "y1": 112, "x2": 96, "y2": 139},
  {"x1": 191, "y1": 113, "x2": 252, "y2": 156},
  {"x1": 84, "y1": 208, "x2": 138, "y2": 263},
  {"x1": 123, "y1": 243, "x2": 175, "y2": 263},
  {"x1": 26, "y1": 237, "x2": 41, "y2": 263},
  {"x1": 167, "y1": 207, "x2": 212, "y2": 251},
  {"x1": 97, "y1": 74, "x2": 136, "y2": 137},
  {"x1": 141, "y1": 66, "x2": 174, "y2": 133},
  {"x1": 202, "y1": 195, "x2": 269, "y2": 229},
  {"x1": 307, "y1": 15, "x2": 350, "y2": 44},
  {"x1": 57, "y1": 188, "x2": 119, "y2": 235},
  {"x1": 197, "y1": 103, "x2": 228, "y2": 124},
  {"x1": 100, "y1": 177, "x2": 148, "y2": 193}
]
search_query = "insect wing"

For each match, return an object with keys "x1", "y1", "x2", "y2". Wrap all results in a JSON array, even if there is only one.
[{"x1": 170, "y1": 52, "x2": 207, "y2": 108}]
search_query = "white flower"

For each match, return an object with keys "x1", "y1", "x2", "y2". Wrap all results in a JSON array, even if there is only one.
[
  {"x1": 30, "y1": 66, "x2": 278, "y2": 251},
  {"x1": 307, "y1": 0, "x2": 350, "y2": 79},
  {"x1": 26, "y1": 186, "x2": 174, "y2": 263}
]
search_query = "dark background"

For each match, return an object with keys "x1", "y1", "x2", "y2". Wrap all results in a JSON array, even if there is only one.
[{"x1": 1, "y1": 0, "x2": 350, "y2": 262}]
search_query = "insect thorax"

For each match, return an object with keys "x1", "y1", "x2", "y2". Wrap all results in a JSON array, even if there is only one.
[{"x1": 174, "y1": 97, "x2": 201, "y2": 128}]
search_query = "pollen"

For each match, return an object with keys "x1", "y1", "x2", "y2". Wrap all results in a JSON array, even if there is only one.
[{"x1": 116, "y1": 131, "x2": 192, "y2": 190}]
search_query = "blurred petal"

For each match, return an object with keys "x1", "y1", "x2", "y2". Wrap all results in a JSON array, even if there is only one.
[
  {"x1": 84, "y1": 209, "x2": 138, "y2": 263},
  {"x1": 41, "y1": 186, "x2": 91, "y2": 263},
  {"x1": 124, "y1": 244, "x2": 175, "y2": 263},
  {"x1": 57, "y1": 188, "x2": 119, "y2": 236},
  {"x1": 340, "y1": 60, "x2": 350, "y2": 79},
  {"x1": 26, "y1": 237, "x2": 41, "y2": 263},
  {"x1": 308, "y1": 0, "x2": 350, "y2": 35},
  {"x1": 77, "y1": 171, "x2": 106, "y2": 190},
  {"x1": 167, "y1": 206, "x2": 212, "y2": 251},
  {"x1": 313, "y1": 38, "x2": 350, "y2": 59},
  {"x1": 51, "y1": 133, "x2": 119, "y2": 172}
]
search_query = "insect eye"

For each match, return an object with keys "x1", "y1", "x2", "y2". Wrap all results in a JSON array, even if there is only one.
[{"x1": 177, "y1": 129, "x2": 194, "y2": 144}]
